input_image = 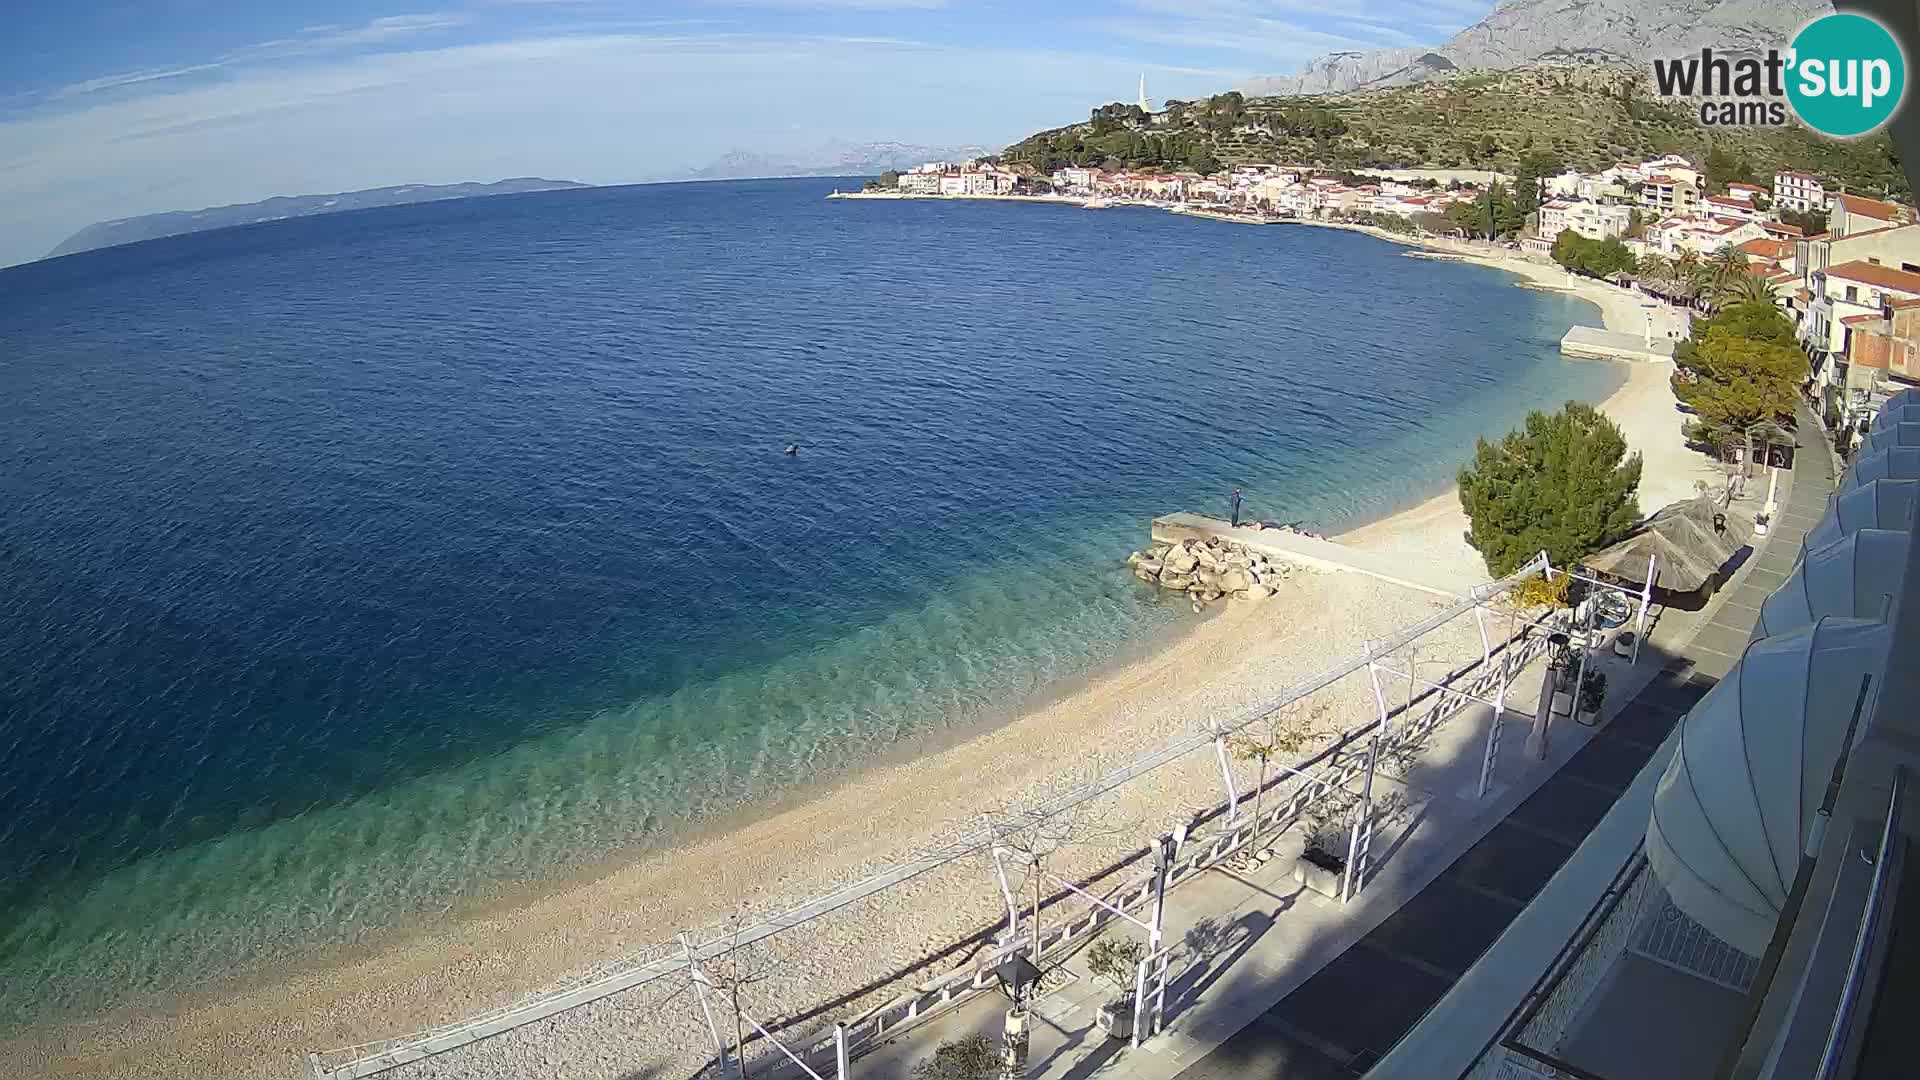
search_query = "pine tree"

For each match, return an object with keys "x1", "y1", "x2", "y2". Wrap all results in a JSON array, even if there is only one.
[
  {"x1": 1457, "y1": 403, "x2": 1645, "y2": 576},
  {"x1": 1671, "y1": 302, "x2": 1806, "y2": 483}
]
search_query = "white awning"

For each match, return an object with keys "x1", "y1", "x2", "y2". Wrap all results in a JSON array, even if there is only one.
[
  {"x1": 1803, "y1": 479, "x2": 1920, "y2": 553},
  {"x1": 1861, "y1": 422, "x2": 1920, "y2": 456},
  {"x1": 1646, "y1": 618, "x2": 1891, "y2": 955},
  {"x1": 1752, "y1": 529, "x2": 1909, "y2": 641},
  {"x1": 1838, "y1": 446, "x2": 1920, "y2": 492}
]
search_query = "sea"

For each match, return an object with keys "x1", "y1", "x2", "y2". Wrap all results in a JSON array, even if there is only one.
[{"x1": 0, "y1": 178, "x2": 1622, "y2": 1021}]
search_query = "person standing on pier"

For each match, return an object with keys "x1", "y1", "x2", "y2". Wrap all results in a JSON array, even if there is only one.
[{"x1": 1230, "y1": 487, "x2": 1243, "y2": 528}]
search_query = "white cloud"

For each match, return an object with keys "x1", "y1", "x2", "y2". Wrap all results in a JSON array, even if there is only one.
[
  {"x1": 49, "y1": 64, "x2": 232, "y2": 100},
  {"x1": 1109, "y1": 0, "x2": 1484, "y2": 61},
  {"x1": 227, "y1": 13, "x2": 471, "y2": 59}
]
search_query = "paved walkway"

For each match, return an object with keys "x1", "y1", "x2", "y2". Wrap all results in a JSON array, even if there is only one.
[
  {"x1": 1679, "y1": 403, "x2": 1837, "y2": 680},
  {"x1": 845, "y1": 414, "x2": 1837, "y2": 1080},
  {"x1": 1369, "y1": 403, "x2": 1840, "y2": 1078},
  {"x1": 1560, "y1": 326, "x2": 1677, "y2": 363}
]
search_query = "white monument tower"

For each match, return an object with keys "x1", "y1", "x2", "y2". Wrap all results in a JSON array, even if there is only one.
[{"x1": 1138, "y1": 73, "x2": 1153, "y2": 112}]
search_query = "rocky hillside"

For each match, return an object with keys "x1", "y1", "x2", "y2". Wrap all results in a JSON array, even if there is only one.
[
  {"x1": 1245, "y1": 0, "x2": 1830, "y2": 95},
  {"x1": 1002, "y1": 67, "x2": 1907, "y2": 197}
]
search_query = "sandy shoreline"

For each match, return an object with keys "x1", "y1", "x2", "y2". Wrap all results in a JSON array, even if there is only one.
[{"x1": 7, "y1": 214, "x2": 1714, "y2": 1080}]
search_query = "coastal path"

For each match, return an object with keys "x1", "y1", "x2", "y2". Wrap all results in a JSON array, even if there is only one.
[{"x1": 857, "y1": 427, "x2": 1831, "y2": 1080}]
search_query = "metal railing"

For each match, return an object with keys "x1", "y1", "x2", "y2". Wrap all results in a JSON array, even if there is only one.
[
  {"x1": 1813, "y1": 769, "x2": 1907, "y2": 1080},
  {"x1": 309, "y1": 553, "x2": 1551, "y2": 1079}
]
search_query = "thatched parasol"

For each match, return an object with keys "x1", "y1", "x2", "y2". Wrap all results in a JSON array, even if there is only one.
[{"x1": 1585, "y1": 496, "x2": 1753, "y2": 596}]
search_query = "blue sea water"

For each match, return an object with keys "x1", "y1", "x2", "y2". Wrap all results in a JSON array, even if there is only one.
[{"x1": 0, "y1": 178, "x2": 1620, "y2": 1020}]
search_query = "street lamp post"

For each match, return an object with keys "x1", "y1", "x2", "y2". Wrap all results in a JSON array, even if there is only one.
[{"x1": 994, "y1": 955, "x2": 1042, "y2": 1080}]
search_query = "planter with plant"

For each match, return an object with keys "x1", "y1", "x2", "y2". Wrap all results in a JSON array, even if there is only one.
[
  {"x1": 1293, "y1": 790, "x2": 1358, "y2": 900},
  {"x1": 1577, "y1": 669, "x2": 1607, "y2": 726},
  {"x1": 1086, "y1": 937, "x2": 1146, "y2": 1039}
]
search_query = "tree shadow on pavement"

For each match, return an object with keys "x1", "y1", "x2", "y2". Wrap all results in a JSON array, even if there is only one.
[{"x1": 1163, "y1": 898, "x2": 1293, "y2": 1024}]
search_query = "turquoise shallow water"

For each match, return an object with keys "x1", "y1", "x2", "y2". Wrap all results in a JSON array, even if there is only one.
[{"x1": 0, "y1": 178, "x2": 1621, "y2": 1020}]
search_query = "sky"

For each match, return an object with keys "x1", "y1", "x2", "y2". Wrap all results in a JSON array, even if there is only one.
[{"x1": 0, "y1": 0, "x2": 1493, "y2": 267}]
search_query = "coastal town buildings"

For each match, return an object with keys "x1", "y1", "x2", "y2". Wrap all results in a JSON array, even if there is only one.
[
  {"x1": 897, "y1": 171, "x2": 942, "y2": 194},
  {"x1": 1798, "y1": 228, "x2": 1920, "y2": 422},
  {"x1": 1539, "y1": 198, "x2": 1631, "y2": 240},
  {"x1": 1738, "y1": 236, "x2": 1797, "y2": 275},
  {"x1": 1829, "y1": 191, "x2": 1913, "y2": 238},
  {"x1": 1836, "y1": 299, "x2": 1920, "y2": 411},
  {"x1": 1643, "y1": 215, "x2": 1764, "y2": 256},
  {"x1": 1704, "y1": 194, "x2": 1764, "y2": 223},
  {"x1": 1773, "y1": 169, "x2": 1826, "y2": 212},
  {"x1": 1639, "y1": 173, "x2": 1701, "y2": 216}
]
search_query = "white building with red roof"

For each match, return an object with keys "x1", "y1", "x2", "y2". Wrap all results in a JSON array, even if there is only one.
[
  {"x1": 1705, "y1": 194, "x2": 1765, "y2": 223},
  {"x1": 1643, "y1": 215, "x2": 1764, "y2": 257},
  {"x1": 1829, "y1": 192, "x2": 1913, "y2": 238},
  {"x1": 1773, "y1": 170, "x2": 1826, "y2": 213},
  {"x1": 1539, "y1": 198, "x2": 1632, "y2": 241}
]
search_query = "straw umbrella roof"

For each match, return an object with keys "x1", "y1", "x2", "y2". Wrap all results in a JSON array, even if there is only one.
[{"x1": 1585, "y1": 496, "x2": 1753, "y2": 593}]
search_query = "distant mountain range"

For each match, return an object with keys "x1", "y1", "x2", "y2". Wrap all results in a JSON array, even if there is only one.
[
  {"x1": 688, "y1": 140, "x2": 991, "y2": 181},
  {"x1": 46, "y1": 178, "x2": 592, "y2": 260},
  {"x1": 1243, "y1": 0, "x2": 1828, "y2": 96}
]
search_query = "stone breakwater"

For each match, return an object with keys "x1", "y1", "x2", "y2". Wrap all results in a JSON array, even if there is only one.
[{"x1": 1127, "y1": 535, "x2": 1298, "y2": 611}]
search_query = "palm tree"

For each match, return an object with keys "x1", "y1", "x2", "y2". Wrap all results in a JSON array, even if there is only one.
[
  {"x1": 1704, "y1": 244, "x2": 1749, "y2": 308},
  {"x1": 1672, "y1": 250, "x2": 1710, "y2": 309},
  {"x1": 1637, "y1": 253, "x2": 1672, "y2": 297},
  {"x1": 1716, "y1": 270, "x2": 1778, "y2": 308}
]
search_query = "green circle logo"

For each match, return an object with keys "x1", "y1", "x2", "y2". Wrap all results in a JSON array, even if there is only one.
[{"x1": 1786, "y1": 13, "x2": 1906, "y2": 137}]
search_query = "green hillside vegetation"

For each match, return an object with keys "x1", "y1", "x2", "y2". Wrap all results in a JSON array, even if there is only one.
[{"x1": 1001, "y1": 67, "x2": 1906, "y2": 199}]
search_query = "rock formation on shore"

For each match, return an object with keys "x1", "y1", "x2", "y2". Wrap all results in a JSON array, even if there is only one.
[{"x1": 1127, "y1": 536, "x2": 1297, "y2": 612}]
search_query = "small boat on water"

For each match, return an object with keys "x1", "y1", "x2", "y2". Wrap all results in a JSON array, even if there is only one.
[{"x1": 1083, "y1": 197, "x2": 1111, "y2": 209}]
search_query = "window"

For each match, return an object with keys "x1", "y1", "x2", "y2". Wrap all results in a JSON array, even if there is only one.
[{"x1": 1846, "y1": 285, "x2": 1859, "y2": 302}]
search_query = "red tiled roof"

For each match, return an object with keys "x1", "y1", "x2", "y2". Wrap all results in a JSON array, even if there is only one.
[
  {"x1": 1895, "y1": 296, "x2": 1920, "y2": 309},
  {"x1": 1827, "y1": 260, "x2": 1920, "y2": 293},
  {"x1": 1729, "y1": 183, "x2": 1764, "y2": 193},
  {"x1": 1835, "y1": 192, "x2": 1909, "y2": 221},
  {"x1": 1843, "y1": 313, "x2": 1883, "y2": 326},
  {"x1": 1833, "y1": 222, "x2": 1913, "y2": 244},
  {"x1": 1764, "y1": 222, "x2": 1807, "y2": 238},
  {"x1": 1740, "y1": 238, "x2": 1793, "y2": 259},
  {"x1": 1795, "y1": 288, "x2": 1813, "y2": 301}
]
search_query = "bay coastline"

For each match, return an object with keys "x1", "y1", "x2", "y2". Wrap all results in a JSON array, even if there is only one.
[{"x1": 0, "y1": 202, "x2": 1711, "y2": 1080}]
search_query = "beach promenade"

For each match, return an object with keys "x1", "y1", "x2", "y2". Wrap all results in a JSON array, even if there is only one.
[{"x1": 850, "y1": 425, "x2": 1827, "y2": 1080}]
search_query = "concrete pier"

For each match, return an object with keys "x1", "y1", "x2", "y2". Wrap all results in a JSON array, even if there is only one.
[
  {"x1": 1560, "y1": 325, "x2": 1676, "y2": 363},
  {"x1": 1150, "y1": 512, "x2": 1466, "y2": 597}
]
